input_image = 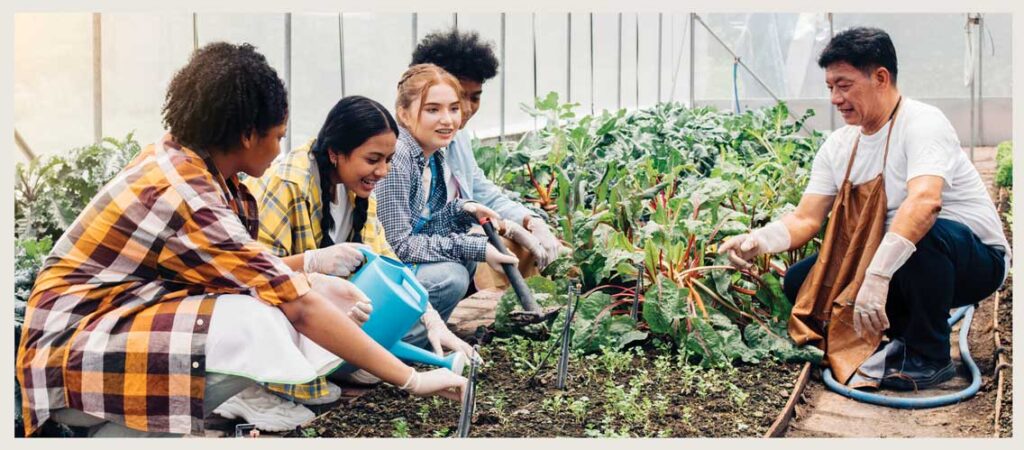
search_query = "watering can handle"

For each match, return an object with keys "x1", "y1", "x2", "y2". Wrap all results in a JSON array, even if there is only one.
[
  {"x1": 357, "y1": 247, "x2": 378, "y2": 264},
  {"x1": 358, "y1": 247, "x2": 429, "y2": 309}
]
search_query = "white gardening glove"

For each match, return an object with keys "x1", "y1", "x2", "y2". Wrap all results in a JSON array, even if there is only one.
[
  {"x1": 462, "y1": 201, "x2": 502, "y2": 223},
  {"x1": 523, "y1": 217, "x2": 565, "y2": 270},
  {"x1": 399, "y1": 368, "x2": 467, "y2": 401},
  {"x1": 421, "y1": 307, "x2": 482, "y2": 366},
  {"x1": 853, "y1": 232, "x2": 916, "y2": 338},
  {"x1": 500, "y1": 219, "x2": 548, "y2": 269},
  {"x1": 307, "y1": 272, "x2": 374, "y2": 325},
  {"x1": 303, "y1": 242, "x2": 370, "y2": 277},
  {"x1": 485, "y1": 243, "x2": 519, "y2": 273},
  {"x1": 718, "y1": 221, "x2": 791, "y2": 269}
]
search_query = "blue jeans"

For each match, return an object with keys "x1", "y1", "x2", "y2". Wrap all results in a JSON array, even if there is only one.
[{"x1": 413, "y1": 260, "x2": 478, "y2": 321}]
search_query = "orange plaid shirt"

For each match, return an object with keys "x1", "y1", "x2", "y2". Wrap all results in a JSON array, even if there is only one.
[{"x1": 16, "y1": 135, "x2": 309, "y2": 436}]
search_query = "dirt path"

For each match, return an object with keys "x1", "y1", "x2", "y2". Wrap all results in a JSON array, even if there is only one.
[{"x1": 786, "y1": 146, "x2": 1011, "y2": 438}]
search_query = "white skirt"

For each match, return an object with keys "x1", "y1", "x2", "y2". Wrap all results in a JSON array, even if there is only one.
[{"x1": 204, "y1": 294, "x2": 343, "y2": 384}]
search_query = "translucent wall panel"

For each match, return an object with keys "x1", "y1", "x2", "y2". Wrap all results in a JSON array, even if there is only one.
[
  {"x1": 982, "y1": 14, "x2": 1012, "y2": 99},
  {"x1": 591, "y1": 13, "x2": 620, "y2": 114},
  {"x1": 568, "y1": 13, "x2": 594, "y2": 113},
  {"x1": 833, "y1": 14, "x2": 970, "y2": 99},
  {"x1": 197, "y1": 13, "x2": 287, "y2": 78},
  {"x1": 503, "y1": 13, "x2": 536, "y2": 133},
  {"x1": 637, "y1": 13, "x2": 660, "y2": 108},
  {"x1": 15, "y1": 13, "x2": 94, "y2": 163},
  {"x1": 14, "y1": 12, "x2": 1014, "y2": 163},
  {"x1": 535, "y1": 14, "x2": 569, "y2": 107},
  {"x1": 290, "y1": 13, "x2": 343, "y2": 148},
  {"x1": 343, "y1": 13, "x2": 413, "y2": 117},
  {"x1": 664, "y1": 13, "x2": 690, "y2": 103},
  {"x1": 454, "y1": 13, "x2": 503, "y2": 138},
  {"x1": 620, "y1": 14, "x2": 639, "y2": 109},
  {"x1": 100, "y1": 13, "x2": 193, "y2": 149},
  {"x1": 416, "y1": 13, "x2": 454, "y2": 44}
]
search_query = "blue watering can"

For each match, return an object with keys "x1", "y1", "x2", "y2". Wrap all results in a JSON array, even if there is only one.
[{"x1": 343, "y1": 248, "x2": 463, "y2": 374}]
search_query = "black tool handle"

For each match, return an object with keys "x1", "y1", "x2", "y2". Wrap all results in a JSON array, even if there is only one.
[{"x1": 480, "y1": 218, "x2": 541, "y2": 313}]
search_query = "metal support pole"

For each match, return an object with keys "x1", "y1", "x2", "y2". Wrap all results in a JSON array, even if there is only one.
[
  {"x1": 500, "y1": 13, "x2": 506, "y2": 141},
  {"x1": 567, "y1": 13, "x2": 572, "y2": 103},
  {"x1": 978, "y1": 13, "x2": 984, "y2": 148},
  {"x1": 338, "y1": 13, "x2": 346, "y2": 97},
  {"x1": 617, "y1": 13, "x2": 622, "y2": 110},
  {"x1": 92, "y1": 13, "x2": 102, "y2": 144},
  {"x1": 693, "y1": 14, "x2": 810, "y2": 134},
  {"x1": 284, "y1": 13, "x2": 292, "y2": 151},
  {"x1": 635, "y1": 13, "x2": 640, "y2": 108},
  {"x1": 657, "y1": 13, "x2": 663, "y2": 103},
  {"x1": 15, "y1": 130, "x2": 36, "y2": 161},
  {"x1": 192, "y1": 13, "x2": 198, "y2": 51},
  {"x1": 532, "y1": 13, "x2": 538, "y2": 129},
  {"x1": 412, "y1": 13, "x2": 418, "y2": 48},
  {"x1": 828, "y1": 13, "x2": 835, "y2": 131},
  {"x1": 589, "y1": 13, "x2": 595, "y2": 115},
  {"x1": 688, "y1": 13, "x2": 695, "y2": 107},
  {"x1": 453, "y1": 13, "x2": 458, "y2": 29},
  {"x1": 969, "y1": 13, "x2": 977, "y2": 161}
]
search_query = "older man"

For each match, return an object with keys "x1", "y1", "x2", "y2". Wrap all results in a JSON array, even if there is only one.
[{"x1": 720, "y1": 27, "x2": 1009, "y2": 390}]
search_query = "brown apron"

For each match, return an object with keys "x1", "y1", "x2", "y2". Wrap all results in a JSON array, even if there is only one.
[{"x1": 788, "y1": 100, "x2": 901, "y2": 385}]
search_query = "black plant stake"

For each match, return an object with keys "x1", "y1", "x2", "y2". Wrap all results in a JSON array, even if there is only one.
[
  {"x1": 630, "y1": 262, "x2": 644, "y2": 321},
  {"x1": 556, "y1": 282, "x2": 580, "y2": 390},
  {"x1": 456, "y1": 346, "x2": 480, "y2": 438}
]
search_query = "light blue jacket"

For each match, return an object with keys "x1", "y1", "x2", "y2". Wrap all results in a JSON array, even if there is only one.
[{"x1": 446, "y1": 131, "x2": 535, "y2": 223}]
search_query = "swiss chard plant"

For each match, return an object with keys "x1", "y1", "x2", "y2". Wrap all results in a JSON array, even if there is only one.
[{"x1": 481, "y1": 95, "x2": 825, "y2": 366}]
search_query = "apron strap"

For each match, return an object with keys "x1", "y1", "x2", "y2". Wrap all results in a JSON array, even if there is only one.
[
  {"x1": 880, "y1": 96, "x2": 902, "y2": 171},
  {"x1": 840, "y1": 96, "x2": 903, "y2": 183}
]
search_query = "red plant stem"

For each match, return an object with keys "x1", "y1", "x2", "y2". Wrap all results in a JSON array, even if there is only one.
[{"x1": 525, "y1": 162, "x2": 548, "y2": 204}]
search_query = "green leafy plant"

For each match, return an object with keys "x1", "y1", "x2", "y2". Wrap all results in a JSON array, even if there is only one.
[
  {"x1": 490, "y1": 95, "x2": 825, "y2": 366},
  {"x1": 995, "y1": 141, "x2": 1012, "y2": 189},
  {"x1": 391, "y1": 418, "x2": 411, "y2": 438},
  {"x1": 15, "y1": 133, "x2": 141, "y2": 241}
]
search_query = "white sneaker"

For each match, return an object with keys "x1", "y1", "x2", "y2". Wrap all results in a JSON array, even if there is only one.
[
  {"x1": 340, "y1": 369, "x2": 382, "y2": 386},
  {"x1": 287, "y1": 380, "x2": 342, "y2": 406},
  {"x1": 212, "y1": 385, "x2": 315, "y2": 432}
]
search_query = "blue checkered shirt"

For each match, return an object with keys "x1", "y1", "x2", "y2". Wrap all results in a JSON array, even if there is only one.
[{"x1": 375, "y1": 127, "x2": 488, "y2": 263}]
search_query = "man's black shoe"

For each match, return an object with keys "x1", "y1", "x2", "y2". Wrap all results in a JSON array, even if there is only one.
[{"x1": 880, "y1": 354, "x2": 956, "y2": 391}]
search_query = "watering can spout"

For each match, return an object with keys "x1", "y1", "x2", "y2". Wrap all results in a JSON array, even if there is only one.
[{"x1": 390, "y1": 341, "x2": 464, "y2": 374}]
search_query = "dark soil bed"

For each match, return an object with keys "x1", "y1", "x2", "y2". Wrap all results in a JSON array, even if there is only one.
[{"x1": 289, "y1": 337, "x2": 801, "y2": 438}]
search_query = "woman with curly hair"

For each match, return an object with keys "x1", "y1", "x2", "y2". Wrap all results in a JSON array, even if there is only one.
[{"x1": 16, "y1": 42, "x2": 464, "y2": 438}]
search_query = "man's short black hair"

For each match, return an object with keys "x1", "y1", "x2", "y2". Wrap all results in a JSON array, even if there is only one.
[
  {"x1": 818, "y1": 27, "x2": 898, "y2": 84},
  {"x1": 162, "y1": 42, "x2": 288, "y2": 152},
  {"x1": 411, "y1": 28, "x2": 499, "y2": 83}
]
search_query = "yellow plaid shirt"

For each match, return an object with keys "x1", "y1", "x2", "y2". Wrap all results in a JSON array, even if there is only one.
[{"x1": 242, "y1": 139, "x2": 395, "y2": 400}]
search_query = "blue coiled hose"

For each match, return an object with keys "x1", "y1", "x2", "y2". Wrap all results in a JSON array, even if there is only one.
[{"x1": 822, "y1": 305, "x2": 980, "y2": 409}]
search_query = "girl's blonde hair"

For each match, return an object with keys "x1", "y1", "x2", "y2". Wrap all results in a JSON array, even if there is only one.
[{"x1": 395, "y1": 63, "x2": 465, "y2": 129}]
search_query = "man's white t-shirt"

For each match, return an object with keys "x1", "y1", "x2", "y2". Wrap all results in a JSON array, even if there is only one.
[{"x1": 804, "y1": 98, "x2": 1011, "y2": 276}]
